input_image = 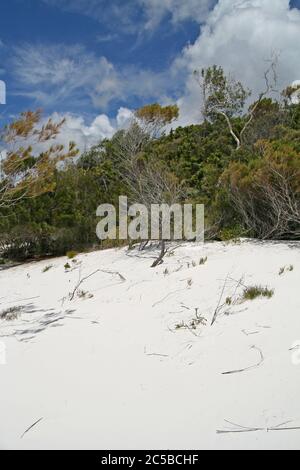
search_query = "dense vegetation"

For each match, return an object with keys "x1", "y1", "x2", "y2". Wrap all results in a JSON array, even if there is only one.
[{"x1": 0, "y1": 68, "x2": 299, "y2": 261}]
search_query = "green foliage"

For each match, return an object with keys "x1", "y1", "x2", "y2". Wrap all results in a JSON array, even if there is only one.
[
  {"x1": 1, "y1": 72, "x2": 300, "y2": 260},
  {"x1": 195, "y1": 65, "x2": 250, "y2": 121},
  {"x1": 66, "y1": 251, "x2": 78, "y2": 260},
  {"x1": 243, "y1": 286, "x2": 274, "y2": 301},
  {"x1": 42, "y1": 265, "x2": 53, "y2": 273}
]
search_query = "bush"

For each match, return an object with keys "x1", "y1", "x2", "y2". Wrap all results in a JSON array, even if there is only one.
[
  {"x1": 242, "y1": 285, "x2": 274, "y2": 301},
  {"x1": 66, "y1": 251, "x2": 78, "y2": 259}
]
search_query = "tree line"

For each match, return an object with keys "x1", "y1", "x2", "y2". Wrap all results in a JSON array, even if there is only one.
[{"x1": 0, "y1": 66, "x2": 299, "y2": 261}]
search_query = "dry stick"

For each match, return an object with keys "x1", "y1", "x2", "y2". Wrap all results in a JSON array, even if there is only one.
[
  {"x1": 69, "y1": 269, "x2": 101, "y2": 301},
  {"x1": 20, "y1": 417, "x2": 44, "y2": 439},
  {"x1": 211, "y1": 274, "x2": 230, "y2": 326},
  {"x1": 146, "y1": 353, "x2": 169, "y2": 358},
  {"x1": 222, "y1": 346, "x2": 264, "y2": 375},
  {"x1": 217, "y1": 419, "x2": 300, "y2": 435},
  {"x1": 99, "y1": 270, "x2": 126, "y2": 282},
  {"x1": 152, "y1": 288, "x2": 186, "y2": 308},
  {"x1": 3, "y1": 296, "x2": 40, "y2": 305},
  {"x1": 69, "y1": 269, "x2": 126, "y2": 301}
]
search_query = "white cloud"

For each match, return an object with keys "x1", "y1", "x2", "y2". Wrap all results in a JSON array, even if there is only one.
[
  {"x1": 11, "y1": 43, "x2": 169, "y2": 110},
  {"x1": 174, "y1": 0, "x2": 300, "y2": 125},
  {"x1": 42, "y1": 0, "x2": 215, "y2": 32},
  {"x1": 46, "y1": 107, "x2": 134, "y2": 153},
  {"x1": 11, "y1": 1, "x2": 300, "y2": 133},
  {"x1": 140, "y1": 0, "x2": 215, "y2": 30},
  {"x1": 116, "y1": 107, "x2": 134, "y2": 128},
  {"x1": 291, "y1": 80, "x2": 300, "y2": 105}
]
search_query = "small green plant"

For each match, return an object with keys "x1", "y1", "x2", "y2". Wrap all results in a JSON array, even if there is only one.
[
  {"x1": 199, "y1": 257, "x2": 208, "y2": 265},
  {"x1": 66, "y1": 251, "x2": 78, "y2": 260},
  {"x1": 0, "y1": 306, "x2": 22, "y2": 321},
  {"x1": 77, "y1": 290, "x2": 94, "y2": 300},
  {"x1": 64, "y1": 262, "x2": 71, "y2": 271},
  {"x1": 226, "y1": 297, "x2": 232, "y2": 306},
  {"x1": 175, "y1": 309, "x2": 207, "y2": 331},
  {"x1": 219, "y1": 226, "x2": 243, "y2": 242},
  {"x1": 187, "y1": 279, "x2": 193, "y2": 287},
  {"x1": 242, "y1": 285, "x2": 274, "y2": 301},
  {"x1": 42, "y1": 265, "x2": 53, "y2": 273},
  {"x1": 163, "y1": 268, "x2": 169, "y2": 276},
  {"x1": 279, "y1": 265, "x2": 294, "y2": 276},
  {"x1": 175, "y1": 321, "x2": 186, "y2": 330}
]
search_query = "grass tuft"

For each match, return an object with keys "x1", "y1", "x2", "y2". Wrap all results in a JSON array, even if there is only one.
[{"x1": 242, "y1": 285, "x2": 274, "y2": 301}]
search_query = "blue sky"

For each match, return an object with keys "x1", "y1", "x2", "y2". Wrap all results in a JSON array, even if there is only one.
[
  {"x1": 0, "y1": 0, "x2": 204, "y2": 119},
  {"x1": 0, "y1": 0, "x2": 300, "y2": 148}
]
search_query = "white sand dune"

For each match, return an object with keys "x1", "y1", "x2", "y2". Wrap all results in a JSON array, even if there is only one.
[{"x1": 0, "y1": 239, "x2": 299, "y2": 450}]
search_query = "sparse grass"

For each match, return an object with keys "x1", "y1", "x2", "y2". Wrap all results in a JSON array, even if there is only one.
[
  {"x1": 77, "y1": 290, "x2": 94, "y2": 300},
  {"x1": 187, "y1": 278, "x2": 193, "y2": 287},
  {"x1": 42, "y1": 265, "x2": 53, "y2": 273},
  {"x1": 279, "y1": 265, "x2": 294, "y2": 276},
  {"x1": 242, "y1": 285, "x2": 274, "y2": 301},
  {"x1": 64, "y1": 262, "x2": 71, "y2": 271},
  {"x1": 163, "y1": 268, "x2": 169, "y2": 276},
  {"x1": 199, "y1": 257, "x2": 208, "y2": 265},
  {"x1": 175, "y1": 308, "x2": 207, "y2": 331},
  {"x1": 66, "y1": 251, "x2": 78, "y2": 260},
  {"x1": 0, "y1": 306, "x2": 22, "y2": 321}
]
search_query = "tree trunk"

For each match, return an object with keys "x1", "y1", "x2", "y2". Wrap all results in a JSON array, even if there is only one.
[{"x1": 151, "y1": 240, "x2": 166, "y2": 268}]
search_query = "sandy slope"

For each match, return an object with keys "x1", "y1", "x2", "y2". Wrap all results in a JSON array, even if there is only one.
[{"x1": 0, "y1": 239, "x2": 299, "y2": 450}]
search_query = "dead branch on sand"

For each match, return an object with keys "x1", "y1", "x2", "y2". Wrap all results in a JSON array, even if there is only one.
[
  {"x1": 217, "y1": 419, "x2": 300, "y2": 435},
  {"x1": 21, "y1": 417, "x2": 44, "y2": 439},
  {"x1": 69, "y1": 269, "x2": 126, "y2": 301},
  {"x1": 222, "y1": 346, "x2": 264, "y2": 375}
]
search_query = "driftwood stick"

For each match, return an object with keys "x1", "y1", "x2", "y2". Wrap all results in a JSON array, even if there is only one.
[
  {"x1": 211, "y1": 274, "x2": 230, "y2": 326},
  {"x1": 69, "y1": 269, "x2": 126, "y2": 301},
  {"x1": 21, "y1": 417, "x2": 44, "y2": 439},
  {"x1": 217, "y1": 418, "x2": 300, "y2": 435},
  {"x1": 222, "y1": 346, "x2": 264, "y2": 375}
]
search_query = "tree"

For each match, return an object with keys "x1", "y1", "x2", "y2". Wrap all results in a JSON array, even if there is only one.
[
  {"x1": 195, "y1": 58, "x2": 278, "y2": 149},
  {"x1": 135, "y1": 103, "x2": 179, "y2": 138},
  {"x1": 0, "y1": 110, "x2": 78, "y2": 209},
  {"x1": 221, "y1": 136, "x2": 300, "y2": 239},
  {"x1": 111, "y1": 104, "x2": 185, "y2": 266},
  {"x1": 282, "y1": 83, "x2": 300, "y2": 105}
]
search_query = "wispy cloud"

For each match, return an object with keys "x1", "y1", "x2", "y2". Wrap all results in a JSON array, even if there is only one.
[
  {"x1": 10, "y1": 43, "x2": 174, "y2": 110},
  {"x1": 42, "y1": 0, "x2": 215, "y2": 33}
]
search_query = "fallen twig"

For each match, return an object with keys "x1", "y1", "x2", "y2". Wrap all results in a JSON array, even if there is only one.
[
  {"x1": 21, "y1": 417, "x2": 44, "y2": 439},
  {"x1": 152, "y1": 288, "x2": 186, "y2": 308},
  {"x1": 146, "y1": 353, "x2": 169, "y2": 358},
  {"x1": 99, "y1": 270, "x2": 126, "y2": 282},
  {"x1": 211, "y1": 274, "x2": 230, "y2": 326},
  {"x1": 222, "y1": 346, "x2": 264, "y2": 375},
  {"x1": 69, "y1": 268, "x2": 126, "y2": 301},
  {"x1": 217, "y1": 419, "x2": 300, "y2": 435}
]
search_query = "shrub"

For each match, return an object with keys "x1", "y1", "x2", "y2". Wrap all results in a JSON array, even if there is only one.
[
  {"x1": 42, "y1": 265, "x2": 53, "y2": 273},
  {"x1": 242, "y1": 285, "x2": 274, "y2": 301},
  {"x1": 0, "y1": 306, "x2": 22, "y2": 321},
  {"x1": 66, "y1": 251, "x2": 78, "y2": 260}
]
